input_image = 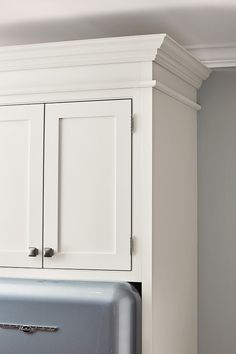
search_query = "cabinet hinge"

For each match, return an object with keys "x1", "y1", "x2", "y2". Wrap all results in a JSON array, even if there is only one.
[
  {"x1": 130, "y1": 236, "x2": 134, "y2": 255},
  {"x1": 131, "y1": 116, "x2": 135, "y2": 133}
]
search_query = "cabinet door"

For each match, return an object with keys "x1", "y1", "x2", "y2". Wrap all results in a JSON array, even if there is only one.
[
  {"x1": 0, "y1": 105, "x2": 44, "y2": 267},
  {"x1": 44, "y1": 100, "x2": 132, "y2": 270}
]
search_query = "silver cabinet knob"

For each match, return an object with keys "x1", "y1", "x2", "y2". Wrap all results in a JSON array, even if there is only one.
[
  {"x1": 28, "y1": 247, "x2": 39, "y2": 257},
  {"x1": 44, "y1": 248, "x2": 54, "y2": 257}
]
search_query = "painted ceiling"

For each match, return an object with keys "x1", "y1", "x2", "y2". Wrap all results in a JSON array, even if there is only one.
[{"x1": 0, "y1": 0, "x2": 235, "y2": 47}]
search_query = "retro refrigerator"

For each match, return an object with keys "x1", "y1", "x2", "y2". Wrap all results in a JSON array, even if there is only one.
[{"x1": 0, "y1": 279, "x2": 141, "y2": 354}]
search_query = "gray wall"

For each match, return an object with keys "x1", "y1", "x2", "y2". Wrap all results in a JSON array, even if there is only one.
[{"x1": 198, "y1": 69, "x2": 236, "y2": 354}]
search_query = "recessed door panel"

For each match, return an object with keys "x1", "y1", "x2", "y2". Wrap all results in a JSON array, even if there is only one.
[
  {"x1": 44, "y1": 100, "x2": 132, "y2": 270},
  {"x1": 0, "y1": 105, "x2": 44, "y2": 267}
]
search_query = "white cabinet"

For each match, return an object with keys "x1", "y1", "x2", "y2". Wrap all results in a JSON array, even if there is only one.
[
  {"x1": 0, "y1": 100, "x2": 132, "y2": 270},
  {"x1": 0, "y1": 104, "x2": 44, "y2": 268},
  {"x1": 0, "y1": 34, "x2": 210, "y2": 354},
  {"x1": 44, "y1": 100, "x2": 132, "y2": 270}
]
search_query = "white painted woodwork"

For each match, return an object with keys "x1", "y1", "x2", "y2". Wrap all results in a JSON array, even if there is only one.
[
  {"x1": 152, "y1": 89, "x2": 197, "y2": 354},
  {"x1": 187, "y1": 44, "x2": 236, "y2": 68},
  {"x1": 0, "y1": 104, "x2": 43, "y2": 267},
  {"x1": 44, "y1": 100, "x2": 132, "y2": 270},
  {"x1": 0, "y1": 34, "x2": 209, "y2": 103},
  {"x1": 0, "y1": 35, "x2": 210, "y2": 354}
]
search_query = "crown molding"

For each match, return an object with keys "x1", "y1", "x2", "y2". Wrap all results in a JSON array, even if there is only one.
[
  {"x1": 186, "y1": 44, "x2": 236, "y2": 68},
  {"x1": 0, "y1": 34, "x2": 210, "y2": 89},
  {"x1": 156, "y1": 35, "x2": 210, "y2": 88}
]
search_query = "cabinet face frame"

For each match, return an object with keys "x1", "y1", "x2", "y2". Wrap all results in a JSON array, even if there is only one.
[
  {"x1": 0, "y1": 88, "x2": 145, "y2": 278},
  {"x1": 0, "y1": 87, "x2": 143, "y2": 279},
  {"x1": 43, "y1": 99, "x2": 133, "y2": 271},
  {"x1": 0, "y1": 104, "x2": 44, "y2": 268}
]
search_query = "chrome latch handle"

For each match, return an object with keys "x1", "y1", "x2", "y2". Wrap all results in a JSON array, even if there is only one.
[
  {"x1": 44, "y1": 248, "x2": 54, "y2": 257},
  {"x1": 28, "y1": 247, "x2": 39, "y2": 257},
  {"x1": 0, "y1": 323, "x2": 58, "y2": 334}
]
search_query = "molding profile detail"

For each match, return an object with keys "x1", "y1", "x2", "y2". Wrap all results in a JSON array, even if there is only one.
[
  {"x1": 155, "y1": 36, "x2": 210, "y2": 88},
  {"x1": 187, "y1": 44, "x2": 236, "y2": 68},
  {"x1": 0, "y1": 34, "x2": 210, "y2": 84},
  {"x1": 0, "y1": 80, "x2": 157, "y2": 97},
  {"x1": 154, "y1": 82, "x2": 201, "y2": 111},
  {"x1": 0, "y1": 34, "x2": 210, "y2": 107}
]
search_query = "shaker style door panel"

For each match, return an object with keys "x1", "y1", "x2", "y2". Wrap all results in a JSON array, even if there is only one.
[
  {"x1": 0, "y1": 105, "x2": 44, "y2": 267},
  {"x1": 44, "y1": 100, "x2": 132, "y2": 270}
]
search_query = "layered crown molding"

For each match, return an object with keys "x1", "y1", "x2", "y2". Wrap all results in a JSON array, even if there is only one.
[
  {"x1": 187, "y1": 44, "x2": 236, "y2": 68},
  {"x1": 0, "y1": 34, "x2": 210, "y2": 89}
]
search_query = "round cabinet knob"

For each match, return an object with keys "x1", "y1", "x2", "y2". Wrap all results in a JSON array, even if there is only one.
[
  {"x1": 44, "y1": 248, "x2": 54, "y2": 257},
  {"x1": 28, "y1": 247, "x2": 39, "y2": 257}
]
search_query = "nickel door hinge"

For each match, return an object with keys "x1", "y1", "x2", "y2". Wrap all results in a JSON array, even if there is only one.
[
  {"x1": 131, "y1": 116, "x2": 135, "y2": 132},
  {"x1": 130, "y1": 236, "x2": 134, "y2": 255}
]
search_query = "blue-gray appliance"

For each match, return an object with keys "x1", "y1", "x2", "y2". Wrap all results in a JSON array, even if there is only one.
[{"x1": 0, "y1": 279, "x2": 141, "y2": 354}]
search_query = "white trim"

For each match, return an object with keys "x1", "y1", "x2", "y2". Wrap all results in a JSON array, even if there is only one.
[
  {"x1": 157, "y1": 36, "x2": 210, "y2": 88},
  {"x1": 0, "y1": 34, "x2": 210, "y2": 89},
  {"x1": 186, "y1": 44, "x2": 236, "y2": 68},
  {"x1": 0, "y1": 79, "x2": 200, "y2": 110},
  {"x1": 154, "y1": 82, "x2": 201, "y2": 111},
  {"x1": 0, "y1": 80, "x2": 156, "y2": 98}
]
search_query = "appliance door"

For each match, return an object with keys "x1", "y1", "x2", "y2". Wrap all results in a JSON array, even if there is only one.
[{"x1": 0, "y1": 279, "x2": 141, "y2": 354}]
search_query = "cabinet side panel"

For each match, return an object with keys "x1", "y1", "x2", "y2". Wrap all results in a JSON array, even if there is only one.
[{"x1": 152, "y1": 89, "x2": 197, "y2": 354}]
